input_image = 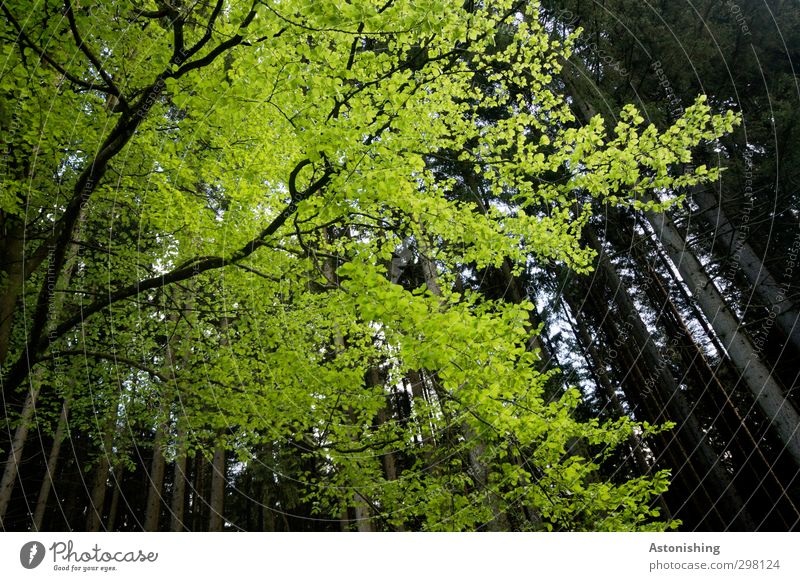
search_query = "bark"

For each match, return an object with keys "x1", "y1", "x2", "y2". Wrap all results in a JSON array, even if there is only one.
[
  {"x1": 352, "y1": 496, "x2": 373, "y2": 532},
  {"x1": 207, "y1": 309, "x2": 229, "y2": 533},
  {"x1": 167, "y1": 288, "x2": 196, "y2": 532}
]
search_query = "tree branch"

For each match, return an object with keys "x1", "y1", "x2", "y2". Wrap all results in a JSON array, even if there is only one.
[
  {"x1": 43, "y1": 160, "x2": 332, "y2": 354},
  {"x1": 180, "y1": 0, "x2": 226, "y2": 63},
  {"x1": 1, "y1": 3, "x2": 115, "y2": 95}
]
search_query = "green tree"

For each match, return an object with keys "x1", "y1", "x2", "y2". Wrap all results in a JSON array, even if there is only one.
[{"x1": 1, "y1": 0, "x2": 735, "y2": 531}]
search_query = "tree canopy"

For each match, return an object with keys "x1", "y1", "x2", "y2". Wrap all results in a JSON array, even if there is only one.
[{"x1": 0, "y1": 0, "x2": 770, "y2": 532}]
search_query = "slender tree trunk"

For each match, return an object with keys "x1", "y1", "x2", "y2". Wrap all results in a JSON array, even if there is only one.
[
  {"x1": 86, "y1": 410, "x2": 119, "y2": 532},
  {"x1": 32, "y1": 398, "x2": 69, "y2": 531},
  {"x1": 208, "y1": 445, "x2": 226, "y2": 532},
  {"x1": 417, "y1": 231, "x2": 510, "y2": 530},
  {"x1": 0, "y1": 377, "x2": 40, "y2": 526},
  {"x1": 86, "y1": 453, "x2": 111, "y2": 531},
  {"x1": 191, "y1": 453, "x2": 206, "y2": 531},
  {"x1": 620, "y1": 218, "x2": 800, "y2": 526},
  {"x1": 166, "y1": 288, "x2": 195, "y2": 532},
  {"x1": 106, "y1": 468, "x2": 123, "y2": 532},
  {"x1": 320, "y1": 230, "x2": 375, "y2": 531},
  {"x1": 563, "y1": 60, "x2": 800, "y2": 468},
  {"x1": 352, "y1": 495, "x2": 373, "y2": 532},
  {"x1": 144, "y1": 422, "x2": 167, "y2": 531},
  {"x1": 207, "y1": 310, "x2": 229, "y2": 533},
  {"x1": 562, "y1": 267, "x2": 706, "y2": 526},
  {"x1": 564, "y1": 300, "x2": 654, "y2": 476},
  {"x1": 170, "y1": 423, "x2": 188, "y2": 532}
]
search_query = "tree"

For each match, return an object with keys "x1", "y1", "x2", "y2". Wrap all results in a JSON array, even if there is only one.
[{"x1": 1, "y1": 0, "x2": 738, "y2": 531}]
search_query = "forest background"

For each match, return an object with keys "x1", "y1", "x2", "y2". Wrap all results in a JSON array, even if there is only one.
[{"x1": 1, "y1": 0, "x2": 798, "y2": 532}]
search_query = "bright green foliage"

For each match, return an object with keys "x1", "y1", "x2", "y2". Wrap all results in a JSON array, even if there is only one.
[{"x1": 0, "y1": 0, "x2": 736, "y2": 530}]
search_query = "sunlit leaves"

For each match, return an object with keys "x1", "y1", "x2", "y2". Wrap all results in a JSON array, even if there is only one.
[{"x1": 1, "y1": 0, "x2": 737, "y2": 531}]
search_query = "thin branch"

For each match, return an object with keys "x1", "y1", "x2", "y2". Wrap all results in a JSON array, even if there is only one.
[
  {"x1": 41, "y1": 350, "x2": 171, "y2": 382},
  {"x1": 64, "y1": 0, "x2": 127, "y2": 109},
  {"x1": 262, "y1": 1, "x2": 415, "y2": 36},
  {"x1": 233, "y1": 263, "x2": 282, "y2": 282},
  {"x1": 46, "y1": 160, "x2": 332, "y2": 346}
]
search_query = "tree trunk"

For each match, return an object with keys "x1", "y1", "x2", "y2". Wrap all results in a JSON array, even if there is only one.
[
  {"x1": 0, "y1": 220, "x2": 29, "y2": 369},
  {"x1": 85, "y1": 410, "x2": 118, "y2": 532},
  {"x1": 0, "y1": 211, "x2": 85, "y2": 527},
  {"x1": 622, "y1": 219, "x2": 800, "y2": 527},
  {"x1": 106, "y1": 468, "x2": 123, "y2": 532},
  {"x1": 191, "y1": 453, "x2": 207, "y2": 531},
  {"x1": 85, "y1": 455, "x2": 111, "y2": 531},
  {"x1": 562, "y1": 56, "x2": 800, "y2": 469},
  {"x1": 374, "y1": 371, "x2": 404, "y2": 531}
]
